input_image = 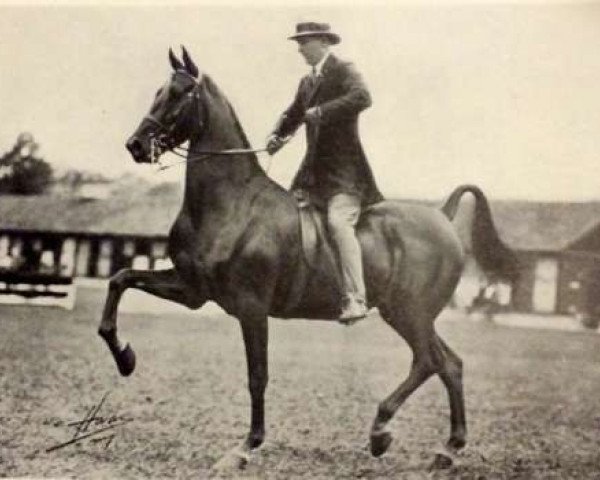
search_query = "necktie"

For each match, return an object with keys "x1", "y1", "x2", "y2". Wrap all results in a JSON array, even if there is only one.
[{"x1": 309, "y1": 66, "x2": 318, "y2": 89}]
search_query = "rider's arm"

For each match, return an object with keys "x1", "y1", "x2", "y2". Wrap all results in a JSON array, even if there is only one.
[
  {"x1": 272, "y1": 77, "x2": 309, "y2": 139},
  {"x1": 318, "y1": 62, "x2": 371, "y2": 124}
]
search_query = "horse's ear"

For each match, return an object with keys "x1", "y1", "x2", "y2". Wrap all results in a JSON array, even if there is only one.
[
  {"x1": 169, "y1": 47, "x2": 184, "y2": 71},
  {"x1": 181, "y1": 45, "x2": 199, "y2": 78}
]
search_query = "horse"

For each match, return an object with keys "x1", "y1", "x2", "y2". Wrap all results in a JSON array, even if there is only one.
[{"x1": 98, "y1": 47, "x2": 519, "y2": 469}]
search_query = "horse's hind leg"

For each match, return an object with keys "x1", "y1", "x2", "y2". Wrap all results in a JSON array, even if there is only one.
[
  {"x1": 98, "y1": 268, "x2": 204, "y2": 376},
  {"x1": 434, "y1": 334, "x2": 466, "y2": 451},
  {"x1": 369, "y1": 304, "x2": 439, "y2": 457}
]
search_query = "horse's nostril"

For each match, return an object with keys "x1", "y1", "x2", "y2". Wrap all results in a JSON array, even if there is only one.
[{"x1": 126, "y1": 138, "x2": 142, "y2": 156}]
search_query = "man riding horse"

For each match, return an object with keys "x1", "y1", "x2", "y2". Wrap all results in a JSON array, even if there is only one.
[
  {"x1": 267, "y1": 22, "x2": 383, "y2": 322},
  {"x1": 104, "y1": 41, "x2": 519, "y2": 468}
]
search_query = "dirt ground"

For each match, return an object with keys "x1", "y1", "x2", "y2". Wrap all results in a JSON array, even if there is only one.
[{"x1": 2, "y1": 287, "x2": 600, "y2": 479}]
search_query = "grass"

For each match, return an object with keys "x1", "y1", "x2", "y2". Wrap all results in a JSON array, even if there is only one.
[{"x1": 1, "y1": 287, "x2": 600, "y2": 479}]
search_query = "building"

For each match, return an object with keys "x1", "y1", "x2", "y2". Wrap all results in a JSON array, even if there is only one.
[
  {"x1": 462, "y1": 199, "x2": 600, "y2": 318},
  {"x1": 0, "y1": 182, "x2": 182, "y2": 279},
  {"x1": 1, "y1": 184, "x2": 599, "y2": 318}
]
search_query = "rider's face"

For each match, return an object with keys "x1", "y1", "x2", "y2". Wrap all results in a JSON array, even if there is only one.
[{"x1": 296, "y1": 37, "x2": 329, "y2": 66}]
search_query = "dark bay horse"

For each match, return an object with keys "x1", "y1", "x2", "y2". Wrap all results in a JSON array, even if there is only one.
[{"x1": 98, "y1": 47, "x2": 518, "y2": 467}]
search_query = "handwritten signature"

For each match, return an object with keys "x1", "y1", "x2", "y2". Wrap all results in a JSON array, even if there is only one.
[{"x1": 46, "y1": 392, "x2": 132, "y2": 453}]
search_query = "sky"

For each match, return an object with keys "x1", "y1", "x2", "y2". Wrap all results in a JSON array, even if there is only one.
[{"x1": 1, "y1": 1, "x2": 600, "y2": 201}]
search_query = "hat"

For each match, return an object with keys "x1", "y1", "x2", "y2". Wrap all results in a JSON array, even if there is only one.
[{"x1": 288, "y1": 22, "x2": 341, "y2": 45}]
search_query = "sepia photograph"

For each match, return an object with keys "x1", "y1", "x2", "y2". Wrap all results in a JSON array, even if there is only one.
[{"x1": 1, "y1": 0, "x2": 600, "y2": 478}]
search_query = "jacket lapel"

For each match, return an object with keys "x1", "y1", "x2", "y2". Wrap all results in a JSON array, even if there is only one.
[
  {"x1": 304, "y1": 77, "x2": 322, "y2": 108},
  {"x1": 305, "y1": 54, "x2": 336, "y2": 107}
]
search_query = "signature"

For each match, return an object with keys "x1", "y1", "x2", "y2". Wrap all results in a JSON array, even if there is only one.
[{"x1": 46, "y1": 392, "x2": 132, "y2": 453}]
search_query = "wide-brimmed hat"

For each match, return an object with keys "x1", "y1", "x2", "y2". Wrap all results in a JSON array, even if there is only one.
[{"x1": 288, "y1": 22, "x2": 341, "y2": 45}]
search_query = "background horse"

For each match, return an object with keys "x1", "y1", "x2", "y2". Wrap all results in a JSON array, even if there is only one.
[{"x1": 98, "y1": 47, "x2": 519, "y2": 469}]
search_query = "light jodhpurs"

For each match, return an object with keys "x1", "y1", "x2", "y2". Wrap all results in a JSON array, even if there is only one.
[{"x1": 327, "y1": 193, "x2": 365, "y2": 299}]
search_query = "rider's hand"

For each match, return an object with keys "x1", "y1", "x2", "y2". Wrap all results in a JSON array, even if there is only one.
[
  {"x1": 266, "y1": 134, "x2": 285, "y2": 156},
  {"x1": 304, "y1": 107, "x2": 321, "y2": 125}
]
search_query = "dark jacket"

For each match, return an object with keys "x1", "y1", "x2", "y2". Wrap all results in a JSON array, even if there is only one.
[{"x1": 272, "y1": 53, "x2": 384, "y2": 209}]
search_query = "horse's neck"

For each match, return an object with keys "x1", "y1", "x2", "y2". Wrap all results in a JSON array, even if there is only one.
[
  {"x1": 183, "y1": 105, "x2": 264, "y2": 214},
  {"x1": 180, "y1": 105, "x2": 269, "y2": 264}
]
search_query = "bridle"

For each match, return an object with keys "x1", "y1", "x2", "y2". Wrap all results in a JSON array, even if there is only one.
[{"x1": 142, "y1": 75, "x2": 269, "y2": 172}]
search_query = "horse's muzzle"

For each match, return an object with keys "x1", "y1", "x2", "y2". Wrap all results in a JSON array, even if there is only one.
[{"x1": 125, "y1": 136, "x2": 148, "y2": 163}]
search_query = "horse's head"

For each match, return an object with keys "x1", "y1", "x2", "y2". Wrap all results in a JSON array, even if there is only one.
[{"x1": 126, "y1": 46, "x2": 202, "y2": 164}]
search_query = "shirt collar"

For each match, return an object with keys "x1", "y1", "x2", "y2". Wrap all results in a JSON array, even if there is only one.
[{"x1": 312, "y1": 51, "x2": 331, "y2": 77}]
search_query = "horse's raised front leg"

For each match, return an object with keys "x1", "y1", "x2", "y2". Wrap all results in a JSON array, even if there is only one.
[{"x1": 98, "y1": 268, "x2": 204, "y2": 376}]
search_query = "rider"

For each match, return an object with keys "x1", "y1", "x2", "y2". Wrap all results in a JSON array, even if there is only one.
[{"x1": 266, "y1": 22, "x2": 384, "y2": 321}]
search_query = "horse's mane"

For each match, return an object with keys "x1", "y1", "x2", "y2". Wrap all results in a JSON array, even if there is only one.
[{"x1": 201, "y1": 75, "x2": 253, "y2": 150}]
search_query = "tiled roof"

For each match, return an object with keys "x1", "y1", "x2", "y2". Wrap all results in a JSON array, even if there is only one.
[
  {"x1": 0, "y1": 184, "x2": 599, "y2": 251},
  {"x1": 0, "y1": 182, "x2": 182, "y2": 236},
  {"x1": 487, "y1": 200, "x2": 600, "y2": 251}
]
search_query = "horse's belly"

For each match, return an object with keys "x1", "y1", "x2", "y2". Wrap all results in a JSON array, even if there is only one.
[
  {"x1": 289, "y1": 273, "x2": 343, "y2": 320},
  {"x1": 270, "y1": 249, "x2": 344, "y2": 321}
]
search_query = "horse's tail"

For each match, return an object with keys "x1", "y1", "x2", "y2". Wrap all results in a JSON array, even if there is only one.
[{"x1": 441, "y1": 184, "x2": 520, "y2": 282}]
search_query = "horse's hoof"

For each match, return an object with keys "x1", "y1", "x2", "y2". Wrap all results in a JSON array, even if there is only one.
[
  {"x1": 246, "y1": 433, "x2": 264, "y2": 450},
  {"x1": 370, "y1": 430, "x2": 393, "y2": 457},
  {"x1": 429, "y1": 442, "x2": 462, "y2": 471},
  {"x1": 447, "y1": 435, "x2": 466, "y2": 451},
  {"x1": 210, "y1": 446, "x2": 251, "y2": 474},
  {"x1": 117, "y1": 343, "x2": 136, "y2": 377},
  {"x1": 429, "y1": 452, "x2": 454, "y2": 470}
]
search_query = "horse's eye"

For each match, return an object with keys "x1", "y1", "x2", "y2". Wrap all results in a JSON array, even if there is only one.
[{"x1": 170, "y1": 84, "x2": 185, "y2": 97}]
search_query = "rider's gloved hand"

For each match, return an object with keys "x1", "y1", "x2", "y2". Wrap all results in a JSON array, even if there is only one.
[{"x1": 266, "y1": 134, "x2": 285, "y2": 156}]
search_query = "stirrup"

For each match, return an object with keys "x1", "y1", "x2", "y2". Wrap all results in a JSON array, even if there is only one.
[{"x1": 338, "y1": 294, "x2": 368, "y2": 324}]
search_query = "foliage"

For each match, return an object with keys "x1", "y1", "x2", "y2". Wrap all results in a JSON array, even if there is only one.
[{"x1": 0, "y1": 133, "x2": 53, "y2": 195}]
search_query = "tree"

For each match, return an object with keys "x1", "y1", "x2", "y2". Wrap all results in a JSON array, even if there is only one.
[{"x1": 0, "y1": 133, "x2": 53, "y2": 195}]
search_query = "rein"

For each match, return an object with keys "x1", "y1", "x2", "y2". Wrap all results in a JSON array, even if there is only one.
[{"x1": 155, "y1": 146, "x2": 270, "y2": 172}]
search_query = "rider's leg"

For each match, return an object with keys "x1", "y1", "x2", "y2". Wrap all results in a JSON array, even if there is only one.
[{"x1": 327, "y1": 193, "x2": 367, "y2": 320}]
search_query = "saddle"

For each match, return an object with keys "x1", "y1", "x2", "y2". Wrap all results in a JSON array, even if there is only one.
[
  {"x1": 273, "y1": 190, "x2": 348, "y2": 319},
  {"x1": 294, "y1": 190, "x2": 333, "y2": 271}
]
